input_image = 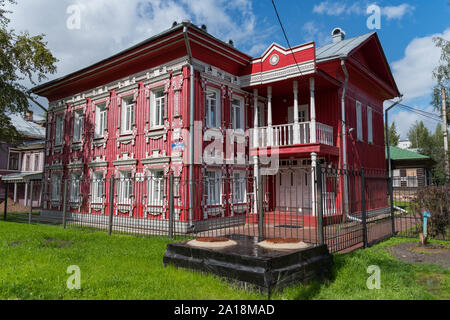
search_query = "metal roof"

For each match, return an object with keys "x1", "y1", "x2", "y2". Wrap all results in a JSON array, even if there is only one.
[
  {"x1": 386, "y1": 146, "x2": 430, "y2": 161},
  {"x1": 1, "y1": 172, "x2": 43, "y2": 182},
  {"x1": 7, "y1": 113, "x2": 45, "y2": 139},
  {"x1": 316, "y1": 32, "x2": 375, "y2": 62}
]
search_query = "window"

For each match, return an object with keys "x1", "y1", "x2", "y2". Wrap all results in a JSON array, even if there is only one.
[
  {"x1": 233, "y1": 172, "x2": 246, "y2": 203},
  {"x1": 367, "y1": 106, "x2": 373, "y2": 144},
  {"x1": 232, "y1": 97, "x2": 244, "y2": 131},
  {"x1": 206, "y1": 170, "x2": 221, "y2": 205},
  {"x1": 91, "y1": 172, "x2": 104, "y2": 203},
  {"x1": 95, "y1": 104, "x2": 107, "y2": 138},
  {"x1": 356, "y1": 101, "x2": 363, "y2": 141},
  {"x1": 25, "y1": 154, "x2": 31, "y2": 171},
  {"x1": 406, "y1": 169, "x2": 418, "y2": 187},
  {"x1": 148, "y1": 170, "x2": 164, "y2": 206},
  {"x1": 118, "y1": 171, "x2": 132, "y2": 204},
  {"x1": 73, "y1": 111, "x2": 83, "y2": 143},
  {"x1": 34, "y1": 154, "x2": 40, "y2": 171},
  {"x1": 55, "y1": 114, "x2": 64, "y2": 145},
  {"x1": 392, "y1": 169, "x2": 400, "y2": 187},
  {"x1": 206, "y1": 88, "x2": 220, "y2": 128},
  {"x1": 51, "y1": 174, "x2": 61, "y2": 201},
  {"x1": 70, "y1": 173, "x2": 81, "y2": 203},
  {"x1": 121, "y1": 97, "x2": 134, "y2": 134},
  {"x1": 151, "y1": 89, "x2": 165, "y2": 127},
  {"x1": 8, "y1": 152, "x2": 19, "y2": 171}
]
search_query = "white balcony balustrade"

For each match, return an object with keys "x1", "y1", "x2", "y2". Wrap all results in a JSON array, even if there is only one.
[{"x1": 255, "y1": 122, "x2": 333, "y2": 148}]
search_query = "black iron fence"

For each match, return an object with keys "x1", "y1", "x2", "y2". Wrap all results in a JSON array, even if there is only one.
[{"x1": 2, "y1": 167, "x2": 448, "y2": 253}]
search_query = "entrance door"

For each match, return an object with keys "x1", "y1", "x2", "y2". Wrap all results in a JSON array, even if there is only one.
[{"x1": 277, "y1": 169, "x2": 305, "y2": 213}]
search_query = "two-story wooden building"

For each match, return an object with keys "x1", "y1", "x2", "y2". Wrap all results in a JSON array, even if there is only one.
[{"x1": 31, "y1": 22, "x2": 399, "y2": 231}]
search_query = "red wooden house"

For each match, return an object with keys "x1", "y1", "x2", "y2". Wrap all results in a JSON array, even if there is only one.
[{"x1": 32, "y1": 22, "x2": 400, "y2": 232}]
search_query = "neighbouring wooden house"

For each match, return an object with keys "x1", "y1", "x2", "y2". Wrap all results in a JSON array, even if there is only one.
[
  {"x1": 0, "y1": 112, "x2": 45, "y2": 207},
  {"x1": 31, "y1": 22, "x2": 399, "y2": 231}
]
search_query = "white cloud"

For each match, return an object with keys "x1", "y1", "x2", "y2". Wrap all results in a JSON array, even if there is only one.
[
  {"x1": 302, "y1": 21, "x2": 329, "y2": 46},
  {"x1": 392, "y1": 28, "x2": 450, "y2": 102},
  {"x1": 389, "y1": 105, "x2": 440, "y2": 139},
  {"x1": 381, "y1": 4, "x2": 415, "y2": 20},
  {"x1": 5, "y1": 0, "x2": 268, "y2": 103},
  {"x1": 312, "y1": 1, "x2": 347, "y2": 16}
]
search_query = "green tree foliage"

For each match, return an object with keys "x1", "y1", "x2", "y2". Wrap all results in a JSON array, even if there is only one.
[
  {"x1": 431, "y1": 36, "x2": 450, "y2": 122},
  {"x1": 385, "y1": 122, "x2": 400, "y2": 146},
  {"x1": 0, "y1": 0, "x2": 57, "y2": 143}
]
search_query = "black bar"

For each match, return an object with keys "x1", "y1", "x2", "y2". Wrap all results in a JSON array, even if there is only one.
[
  {"x1": 316, "y1": 164, "x2": 324, "y2": 245},
  {"x1": 388, "y1": 176, "x2": 395, "y2": 236},
  {"x1": 360, "y1": 168, "x2": 367, "y2": 248},
  {"x1": 108, "y1": 177, "x2": 115, "y2": 236},
  {"x1": 28, "y1": 181, "x2": 34, "y2": 224},
  {"x1": 62, "y1": 179, "x2": 68, "y2": 229},
  {"x1": 169, "y1": 173, "x2": 174, "y2": 240},
  {"x1": 257, "y1": 170, "x2": 264, "y2": 240},
  {"x1": 3, "y1": 182, "x2": 8, "y2": 221}
]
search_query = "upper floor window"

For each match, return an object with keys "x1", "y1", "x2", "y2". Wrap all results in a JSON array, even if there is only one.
[
  {"x1": 367, "y1": 106, "x2": 373, "y2": 144},
  {"x1": 206, "y1": 88, "x2": 221, "y2": 128},
  {"x1": 55, "y1": 114, "x2": 64, "y2": 145},
  {"x1": 73, "y1": 110, "x2": 83, "y2": 143},
  {"x1": 121, "y1": 97, "x2": 134, "y2": 134},
  {"x1": 8, "y1": 152, "x2": 19, "y2": 171},
  {"x1": 151, "y1": 89, "x2": 165, "y2": 127},
  {"x1": 95, "y1": 103, "x2": 107, "y2": 139},
  {"x1": 25, "y1": 154, "x2": 31, "y2": 171},
  {"x1": 356, "y1": 101, "x2": 363, "y2": 141},
  {"x1": 34, "y1": 153, "x2": 40, "y2": 172},
  {"x1": 232, "y1": 97, "x2": 245, "y2": 131}
]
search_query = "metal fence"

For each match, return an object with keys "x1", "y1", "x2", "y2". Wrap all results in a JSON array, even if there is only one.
[{"x1": 2, "y1": 167, "x2": 448, "y2": 253}]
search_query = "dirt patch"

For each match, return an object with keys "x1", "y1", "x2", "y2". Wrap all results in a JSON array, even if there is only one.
[
  {"x1": 387, "y1": 242, "x2": 450, "y2": 268},
  {"x1": 266, "y1": 238, "x2": 301, "y2": 244},
  {"x1": 0, "y1": 199, "x2": 32, "y2": 213},
  {"x1": 196, "y1": 237, "x2": 229, "y2": 243},
  {"x1": 41, "y1": 238, "x2": 73, "y2": 248},
  {"x1": 9, "y1": 241, "x2": 23, "y2": 247}
]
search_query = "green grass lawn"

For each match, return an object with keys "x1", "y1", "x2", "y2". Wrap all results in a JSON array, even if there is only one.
[{"x1": 0, "y1": 221, "x2": 448, "y2": 300}]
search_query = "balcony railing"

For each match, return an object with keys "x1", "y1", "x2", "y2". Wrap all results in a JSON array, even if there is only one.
[{"x1": 255, "y1": 122, "x2": 333, "y2": 148}]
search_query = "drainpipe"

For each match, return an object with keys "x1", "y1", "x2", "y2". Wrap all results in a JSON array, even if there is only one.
[
  {"x1": 183, "y1": 24, "x2": 195, "y2": 228},
  {"x1": 340, "y1": 59, "x2": 349, "y2": 216}
]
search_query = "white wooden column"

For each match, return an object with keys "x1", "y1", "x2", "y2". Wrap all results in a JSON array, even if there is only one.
[
  {"x1": 13, "y1": 183, "x2": 17, "y2": 203},
  {"x1": 253, "y1": 89, "x2": 259, "y2": 214},
  {"x1": 311, "y1": 152, "x2": 317, "y2": 216},
  {"x1": 24, "y1": 182, "x2": 28, "y2": 207},
  {"x1": 310, "y1": 78, "x2": 317, "y2": 143},
  {"x1": 267, "y1": 86, "x2": 273, "y2": 146},
  {"x1": 293, "y1": 80, "x2": 300, "y2": 144}
]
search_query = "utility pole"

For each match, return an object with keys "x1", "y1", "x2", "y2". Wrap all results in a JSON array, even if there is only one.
[{"x1": 442, "y1": 85, "x2": 449, "y2": 176}]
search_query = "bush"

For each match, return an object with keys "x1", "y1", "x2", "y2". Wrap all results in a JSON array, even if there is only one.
[{"x1": 412, "y1": 185, "x2": 449, "y2": 238}]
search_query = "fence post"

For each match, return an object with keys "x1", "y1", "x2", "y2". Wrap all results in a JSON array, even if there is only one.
[
  {"x1": 3, "y1": 182, "x2": 8, "y2": 221},
  {"x1": 316, "y1": 164, "x2": 324, "y2": 245},
  {"x1": 257, "y1": 170, "x2": 265, "y2": 240},
  {"x1": 360, "y1": 168, "x2": 367, "y2": 248},
  {"x1": 28, "y1": 181, "x2": 34, "y2": 224},
  {"x1": 62, "y1": 179, "x2": 68, "y2": 229},
  {"x1": 388, "y1": 175, "x2": 395, "y2": 236},
  {"x1": 168, "y1": 173, "x2": 174, "y2": 240},
  {"x1": 108, "y1": 177, "x2": 115, "y2": 236}
]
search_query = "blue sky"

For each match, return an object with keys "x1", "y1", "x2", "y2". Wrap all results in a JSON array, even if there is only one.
[{"x1": 6, "y1": 0, "x2": 450, "y2": 138}]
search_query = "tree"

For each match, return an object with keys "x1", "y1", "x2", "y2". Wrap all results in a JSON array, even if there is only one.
[
  {"x1": 0, "y1": 0, "x2": 57, "y2": 143},
  {"x1": 407, "y1": 121, "x2": 432, "y2": 151},
  {"x1": 385, "y1": 122, "x2": 400, "y2": 147}
]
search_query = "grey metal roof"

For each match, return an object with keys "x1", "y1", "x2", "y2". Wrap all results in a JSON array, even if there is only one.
[
  {"x1": 1, "y1": 172, "x2": 43, "y2": 182},
  {"x1": 316, "y1": 32, "x2": 375, "y2": 62},
  {"x1": 7, "y1": 113, "x2": 45, "y2": 139}
]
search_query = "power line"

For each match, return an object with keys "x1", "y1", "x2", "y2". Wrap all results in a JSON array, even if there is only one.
[
  {"x1": 397, "y1": 104, "x2": 443, "y2": 123},
  {"x1": 271, "y1": 0, "x2": 304, "y2": 77}
]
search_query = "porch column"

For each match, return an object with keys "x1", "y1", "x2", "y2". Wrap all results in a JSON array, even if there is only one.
[
  {"x1": 253, "y1": 89, "x2": 259, "y2": 214},
  {"x1": 267, "y1": 86, "x2": 273, "y2": 146},
  {"x1": 13, "y1": 183, "x2": 17, "y2": 203},
  {"x1": 293, "y1": 80, "x2": 300, "y2": 144},
  {"x1": 310, "y1": 78, "x2": 317, "y2": 143},
  {"x1": 24, "y1": 182, "x2": 28, "y2": 207},
  {"x1": 311, "y1": 152, "x2": 317, "y2": 217}
]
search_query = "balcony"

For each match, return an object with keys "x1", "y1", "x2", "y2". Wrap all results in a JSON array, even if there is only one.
[{"x1": 255, "y1": 122, "x2": 334, "y2": 148}]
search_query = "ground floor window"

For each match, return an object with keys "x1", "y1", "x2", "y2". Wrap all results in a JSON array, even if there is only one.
[
  {"x1": 148, "y1": 170, "x2": 164, "y2": 206},
  {"x1": 206, "y1": 170, "x2": 221, "y2": 206},
  {"x1": 118, "y1": 171, "x2": 132, "y2": 205},
  {"x1": 233, "y1": 171, "x2": 246, "y2": 203},
  {"x1": 51, "y1": 174, "x2": 61, "y2": 201},
  {"x1": 70, "y1": 173, "x2": 81, "y2": 203},
  {"x1": 91, "y1": 172, "x2": 104, "y2": 203}
]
